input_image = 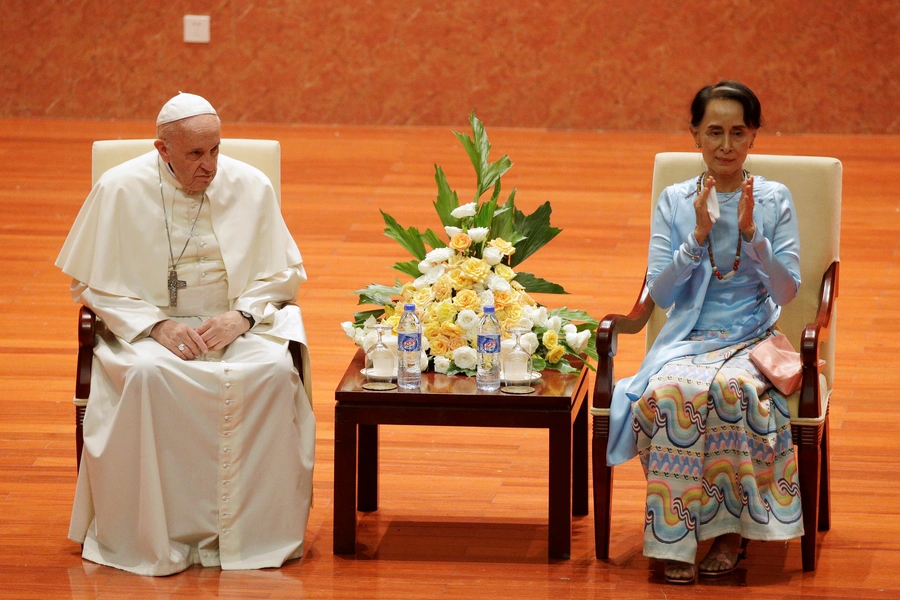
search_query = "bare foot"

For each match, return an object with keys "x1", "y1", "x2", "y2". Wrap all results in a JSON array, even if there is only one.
[
  {"x1": 664, "y1": 560, "x2": 695, "y2": 584},
  {"x1": 698, "y1": 533, "x2": 745, "y2": 575}
]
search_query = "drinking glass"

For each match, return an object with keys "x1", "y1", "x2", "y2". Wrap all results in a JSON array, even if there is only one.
[
  {"x1": 503, "y1": 327, "x2": 533, "y2": 387},
  {"x1": 365, "y1": 323, "x2": 397, "y2": 388}
]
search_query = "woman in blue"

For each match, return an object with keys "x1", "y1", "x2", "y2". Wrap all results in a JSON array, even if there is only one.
[{"x1": 607, "y1": 81, "x2": 804, "y2": 583}]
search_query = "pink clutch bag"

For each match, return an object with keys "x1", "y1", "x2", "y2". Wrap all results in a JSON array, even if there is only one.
[{"x1": 750, "y1": 334, "x2": 825, "y2": 396}]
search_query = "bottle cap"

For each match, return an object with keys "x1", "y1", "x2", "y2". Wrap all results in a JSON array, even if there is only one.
[
  {"x1": 404, "y1": 303, "x2": 416, "y2": 311},
  {"x1": 483, "y1": 305, "x2": 495, "y2": 313}
]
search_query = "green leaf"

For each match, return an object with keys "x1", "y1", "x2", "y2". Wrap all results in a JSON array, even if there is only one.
[
  {"x1": 381, "y1": 210, "x2": 427, "y2": 260},
  {"x1": 547, "y1": 307, "x2": 598, "y2": 327},
  {"x1": 488, "y1": 191, "x2": 517, "y2": 244},
  {"x1": 453, "y1": 111, "x2": 513, "y2": 198},
  {"x1": 422, "y1": 228, "x2": 447, "y2": 249},
  {"x1": 509, "y1": 201, "x2": 562, "y2": 267},
  {"x1": 392, "y1": 260, "x2": 422, "y2": 278},
  {"x1": 354, "y1": 280, "x2": 403, "y2": 306},
  {"x1": 433, "y1": 166, "x2": 460, "y2": 227},
  {"x1": 447, "y1": 363, "x2": 477, "y2": 377},
  {"x1": 532, "y1": 356, "x2": 547, "y2": 372},
  {"x1": 513, "y1": 272, "x2": 568, "y2": 294},
  {"x1": 353, "y1": 309, "x2": 385, "y2": 327},
  {"x1": 542, "y1": 357, "x2": 580, "y2": 374}
]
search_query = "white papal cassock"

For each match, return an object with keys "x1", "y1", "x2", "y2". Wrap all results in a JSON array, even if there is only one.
[{"x1": 56, "y1": 150, "x2": 315, "y2": 576}]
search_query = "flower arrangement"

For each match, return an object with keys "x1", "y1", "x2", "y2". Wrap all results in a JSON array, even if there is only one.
[{"x1": 341, "y1": 113, "x2": 597, "y2": 376}]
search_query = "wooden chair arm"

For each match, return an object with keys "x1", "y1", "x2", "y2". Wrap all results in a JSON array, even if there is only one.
[
  {"x1": 593, "y1": 275, "x2": 656, "y2": 410},
  {"x1": 76, "y1": 306, "x2": 97, "y2": 400},
  {"x1": 798, "y1": 260, "x2": 839, "y2": 419}
]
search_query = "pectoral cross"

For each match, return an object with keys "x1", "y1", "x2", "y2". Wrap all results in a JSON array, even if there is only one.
[{"x1": 168, "y1": 269, "x2": 186, "y2": 307}]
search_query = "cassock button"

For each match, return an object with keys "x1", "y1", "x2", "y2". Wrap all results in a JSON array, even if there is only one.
[
  {"x1": 223, "y1": 447, "x2": 231, "y2": 453},
  {"x1": 224, "y1": 415, "x2": 233, "y2": 422},
  {"x1": 222, "y1": 495, "x2": 229, "y2": 501},
  {"x1": 225, "y1": 383, "x2": 232, "y2": 388},
  {"x1": 224, "y1": 367, "x2": 232, "y2": 373},
  {"x1": 225, "y1": 399, "x2": 233, "y2": 406},
  {"x1": 222, "y1": 463, "x2": 230, "y2": 469}
]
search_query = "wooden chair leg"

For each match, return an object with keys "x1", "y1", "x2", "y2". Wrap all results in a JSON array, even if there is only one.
[
  {"x1": 796, "y1": 424, "x2": 822, "y2": 572},
  {"x1": 591, "y1": 414, "x2": 613, "y2": 559},
  {"x1": 818, "y1": 414, "x2": 832, "y2": 532}
]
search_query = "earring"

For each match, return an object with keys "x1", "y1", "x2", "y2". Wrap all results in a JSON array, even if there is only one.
[
  {"x1": 695, "y1": 143, "x2": 700, "y2": 149},
  {"x1": 750, "y1": 143, "x2": 754, "y2": 149}
]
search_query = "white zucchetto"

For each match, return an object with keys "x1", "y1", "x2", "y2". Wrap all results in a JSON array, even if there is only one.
[{"x1": 156, "y1": 92, "x2": 218, "y2": 126}]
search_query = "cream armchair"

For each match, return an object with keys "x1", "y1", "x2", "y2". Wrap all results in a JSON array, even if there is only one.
[
  {"x1": 590, "y1": 153, "x2": 841, "y2": 572},
  {"x1": 74, "y1": 139, "x2": 304, "y2": 469}
]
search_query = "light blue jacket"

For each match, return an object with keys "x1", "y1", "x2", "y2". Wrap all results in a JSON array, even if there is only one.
[{"x1": 606, "y1": 175, "x2": 801, "y2": 466}]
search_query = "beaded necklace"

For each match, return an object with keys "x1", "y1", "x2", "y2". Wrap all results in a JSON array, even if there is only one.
[{"x1": 696, "y1": 170, "x2": 748, "y2": 281}]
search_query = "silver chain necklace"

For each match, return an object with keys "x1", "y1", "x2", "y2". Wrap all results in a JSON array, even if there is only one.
[{"x1": 158, "y1": 164, "x2": 206, "y2": 307}]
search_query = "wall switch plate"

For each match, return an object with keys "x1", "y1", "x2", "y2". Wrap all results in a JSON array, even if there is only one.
[{"x1": 184, "y1": 15, "x2": 210, "y2": 43}]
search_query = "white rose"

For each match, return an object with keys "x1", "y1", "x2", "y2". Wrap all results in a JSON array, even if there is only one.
[
  {"x1": 456, "y1": 309, "x2": 480, "y2": 331},
  {"x1": 518, "y1": 317, "x2": 534, "y2": 331},
  {"x1": 547, "y1": 316, "x2": 562, "y2": 332},
  {"x1": 483, "y1": 246, "x2": 503, "y2": 265},
  {"x1": 524, "y1": 306, "x2": 549, "y2": 328},
  {"x1": 566, "y1": 329, "x2": 591, "y2": 354},
  {"x1": 425, "y1": 247, "x2": 455, "y2": 264},
  {"x1": 562, "y1": 323, "x2": 577, "y2": 335},
  {"x1": 499, "y1": 337, "x2": 516, "y2": 360},
  {"x1": 444, "y1": 226, "x2": 463, "y2": 238},
  {"x1": 421, "y1": 336, "x2": 430, "y2": 352},
  {"x1": 361, "y1": 330, "x2": 378, "y2": 352},
  {"x1": 434, "y1": 355, "x2": 451, "y2": 374},
  {"x1": 520, "y1": 332, "x2": 540, "y2": 355},
  {"x1": 477, "y1": 290, "x2": 495, "y2": 309},
  {"x1": 341, "y1": 321, "x2": 356, "y2": 339},
  {"x1": 450, "y1": 202, "x2": 477, "y2": 219},
  {"x1": 420, "y1": 351, "x2": 429, "y2": 371},
  {"x1": 418, "y1": 259, "x2": 433, "y2": 274},
  {"x1": 364, "y1": 315, "x2": 378, "y2": 329},
  {"x1": 468, "y1": 227, "x2": 489, "y2": 243},
  {"x1": 486, "y1": 273, "x2": 511, "y2": 293},
  {"x1": 452, "y1": 346, "x2": 478, "y2": 370}
]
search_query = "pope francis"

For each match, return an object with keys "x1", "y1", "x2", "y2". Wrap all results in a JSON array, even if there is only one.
[{"x1": 56, "y1": 93, "x2": 315, "y2": 575}]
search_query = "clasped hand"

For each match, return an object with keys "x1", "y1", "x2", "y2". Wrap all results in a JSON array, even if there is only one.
[
  {"x1": 150, "y1": 310, "x2": 251, "y2": 360},
  {"x1": 693, "y1": 175, "x2": 757, "y2": 245}
]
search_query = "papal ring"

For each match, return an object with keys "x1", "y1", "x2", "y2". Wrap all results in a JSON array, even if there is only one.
[{"x1": 178, "y1": 343, "x2": 186, "y2": 351}]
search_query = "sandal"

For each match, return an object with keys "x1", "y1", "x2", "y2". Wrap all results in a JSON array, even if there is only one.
[
  {"x1": 698, "y1": 538, "x2": 749, "y2": 577},
  {"x1": 664, "y1": 561, "x2": 695, "y2": 584}
]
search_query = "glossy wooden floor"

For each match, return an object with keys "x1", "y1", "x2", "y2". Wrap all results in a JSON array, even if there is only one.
[{"x1": 1, "y1": 117, "x2": 898, "y2": 599}]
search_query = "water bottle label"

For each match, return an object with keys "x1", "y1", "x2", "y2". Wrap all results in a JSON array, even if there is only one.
[
  {"x1": 477, "y1": 334, "x2": 500, "y2": 354},
  {"x1": 398, "y1": 332, "x2": 421, "y2": 352}
]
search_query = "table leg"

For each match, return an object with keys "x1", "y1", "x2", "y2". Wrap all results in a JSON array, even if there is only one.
[
  {"x1": 572, "y1": 390, "x2": 589, "y2": 517},
  {"x1": 333, "y1": 408, "x2": 358, "y2": 554},
  {"x1": 548, "y1": 413, "x2": 572, "y2": 559},
  {"x1": 358, "y1": 424, "x2": 379, "y2": 511}
]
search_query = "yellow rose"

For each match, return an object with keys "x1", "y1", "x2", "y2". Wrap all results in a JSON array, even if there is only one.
[
  {"x1": 546, "y1": 345, "x2": 566, "y2": 364},
  {"x1": 423, "y1": 321, "x2": 442, "y2": 340},
  {"x1": 453, "y1": 289, "x2": 481, "y2": 313},
  {"x1": 518, "y1": 290, "x2": 536, "y2": 306},
  {"x1": 501, "y1": 318, "x2": 520, "y2": 338},
  {"x1": 460, "y1": 257, "x2": 491, "y2": 283},
  {"x1": 448, "y1": 335, "x2": 468, "y2": 351},
  {"x1": 413, "y1": 287, "x2": 434, "y2": 307},
  {"x1": 429, "y1": 335, "x2": 452, "y2": 357},
  {"x1": 504, "y1": 302, "x2": 524, "y2": 322},
  {"x1": 432, "y1": 276, "x2": 452, "y2": 301},
  {"x1": 449, "y1": 233, "x2": 472, "y2": 252},
  {"x1": 401, "y1": 283, "x2": 416, "y2": 302},
  {"x1": 448, "y1": 253, "x2": 466, "y2": 266},
  {"x1": 487, "y1": 237, "x2": 516, "y2": 256},
  {"x1": 448, "y1": 268, "x2": 471, "y2": 291},
  {"x1": 441, "y1": 321, "x2": 464, "y2": 338},
  {"x1": 385, "y1": 314, "x2": 401, "y2": 333},
  {"x1": 433, "y1": 299, "x2": 458, "y2": 323},
  {"x1": 493, "y1": 289, "x2": 513, "y2": 311},
  {"x1": 542, "y1": 329, "x2": 559, "y2": 349},
  {"x1": 493, "y1": 264, "x2": 516, "y2": 281}
]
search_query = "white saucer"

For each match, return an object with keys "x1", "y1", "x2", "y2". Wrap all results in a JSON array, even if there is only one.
[{"x1": 499, "y1": 371, "x2": 542, "y2": 383}]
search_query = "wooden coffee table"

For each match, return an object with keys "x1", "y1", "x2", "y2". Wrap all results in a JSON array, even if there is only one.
[{"x1": 333, "y1": 350, "x2": 589, "y2": 559}]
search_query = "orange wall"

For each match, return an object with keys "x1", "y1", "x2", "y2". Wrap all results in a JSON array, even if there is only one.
[{"x1": 2, "y1": 1, "x2": 896, "y2": 133}]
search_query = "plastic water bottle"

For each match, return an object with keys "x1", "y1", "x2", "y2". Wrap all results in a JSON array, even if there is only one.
[
  {"x1": 397, "y1": 303, "x2": 422, "y2": 389},
  {"x1": 477, "y1": 305, "x2": 501, "y2": 391}
]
